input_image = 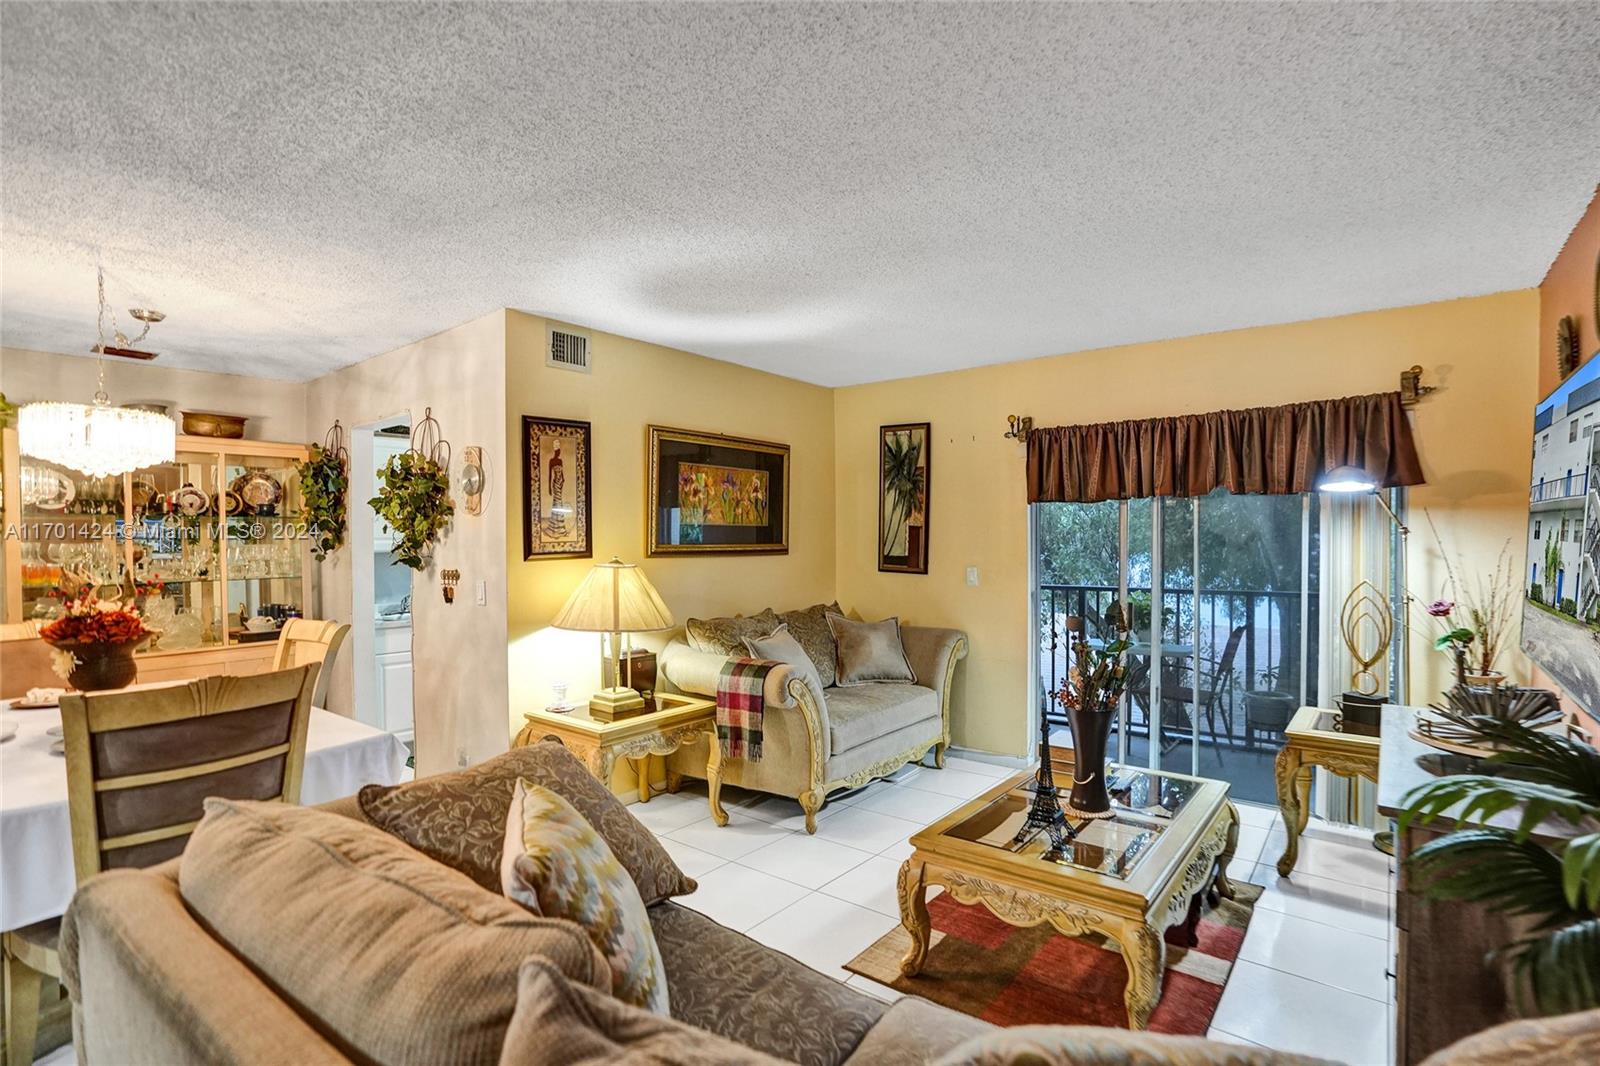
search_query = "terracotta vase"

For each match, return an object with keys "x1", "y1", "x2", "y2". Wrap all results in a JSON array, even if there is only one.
[
  {"x1": 1066, "y1": 703, "x2": 1114, "y2": 817},
  {"x1": 54, "y1": 641, "x2": 139, "y2": 692}
]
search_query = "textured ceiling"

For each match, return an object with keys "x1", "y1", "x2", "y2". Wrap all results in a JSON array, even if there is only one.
[{"x1": 3, "y1": 2, "x2": 1598, "y2": 386}]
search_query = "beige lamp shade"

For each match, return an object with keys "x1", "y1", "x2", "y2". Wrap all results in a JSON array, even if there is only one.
[{"x1": 552, "y1": 557, "x2": 674, "y2": 634}]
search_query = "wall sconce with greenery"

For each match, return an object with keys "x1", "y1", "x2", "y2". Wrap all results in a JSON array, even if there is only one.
[{"x1": 298, "y1": 422, "x2": 350, "y2": 561}]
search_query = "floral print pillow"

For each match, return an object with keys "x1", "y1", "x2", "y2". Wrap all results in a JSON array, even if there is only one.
[{"x1": 501, "y1": 778, "x2": 670, "y2": 1015}]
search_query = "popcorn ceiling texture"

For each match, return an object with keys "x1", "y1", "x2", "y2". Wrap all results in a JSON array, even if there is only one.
[{"x1": 2, "y1": 1, "x2": 1598, "y2": 385}]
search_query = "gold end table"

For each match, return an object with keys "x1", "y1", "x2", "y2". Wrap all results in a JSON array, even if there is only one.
[
  {"x1": 513, "y1": 692, "x2": 727, "y2": 822},
  {"x1": 1273, "y1": 705, "x2": 1380, "y2": 876},
  {"x1": 896, "y1": 763, "x2": 1238, "y2": 1030}
]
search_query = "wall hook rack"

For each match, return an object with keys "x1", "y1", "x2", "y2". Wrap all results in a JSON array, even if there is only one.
[
  {"x1": 440, "y1": 568, "x2": 461, "y2": 604},
  {"x1": 1004, "y1": 415, "x2": 1033, "y2": 443}
]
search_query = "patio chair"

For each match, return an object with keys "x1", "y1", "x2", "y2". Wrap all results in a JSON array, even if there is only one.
[{"x1": 1158, "y1": 625, "x2": 1247, "y2": 758}]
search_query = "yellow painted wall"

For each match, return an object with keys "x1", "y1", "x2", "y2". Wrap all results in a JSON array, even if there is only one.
[
  {"x1": 504, "y1": 312, "x2": 836, "y2": 767},
  {"x1": 834, "y1": 290, "x2": 1541, "y2": 756}
]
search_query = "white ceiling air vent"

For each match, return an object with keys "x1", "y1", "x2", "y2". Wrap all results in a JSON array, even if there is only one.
[{"x1": 546, "y1": 323, "x2": 592, "y2": 373}]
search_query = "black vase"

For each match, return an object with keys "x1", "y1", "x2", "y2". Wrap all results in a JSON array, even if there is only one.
[{"x1": 1066, "y1": 704, "x2": 1114, "y2": 816}]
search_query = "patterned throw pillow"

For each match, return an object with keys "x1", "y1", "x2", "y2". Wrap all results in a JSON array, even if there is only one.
[
  {"x1": 827, "y1": 614, "x2": 917, "y2": 686},
  {"x1": 777, "y1": 601, "x2": 844, "y2": 689},
  {"x1": 502, "y1": 778, "x2": 670, "y2": 1015},
  {"x1": 743, "y1": 623, "x2": 825, "y2": 700},
  {"x1": 685, "y1": 609, "x2": 780, "y2": 656},
  {"x1": 359, "y1": 742, "x2": 695, "y2": 906},
  {"x1": 502, "y1": 959, "x2": 789, "y2": 1066}
]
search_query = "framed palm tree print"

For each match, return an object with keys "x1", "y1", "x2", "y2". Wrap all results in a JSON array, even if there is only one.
[{"x1": 879, "y1": 422, "x2": 930, "y2": 573}]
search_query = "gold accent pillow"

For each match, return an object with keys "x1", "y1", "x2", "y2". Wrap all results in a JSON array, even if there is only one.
[
  {"x1": 501, "y1": 778, "x2": 670, "y2": 1015},
  {"x1": 827, "y1": 614, "x2": 917, "y2": 686}
]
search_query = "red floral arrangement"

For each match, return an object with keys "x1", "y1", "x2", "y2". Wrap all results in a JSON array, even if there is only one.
[{"x1": 39, "y1": 594, "x2": 151, "y2": 646}]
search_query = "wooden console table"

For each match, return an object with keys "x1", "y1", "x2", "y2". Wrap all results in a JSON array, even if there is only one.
[
  {"x1": 1273, "y1": 705, "x2": 1380, "y2": 876},
  {"x1": 513, "y1": 692, "x2": 727, "y2": 822}
]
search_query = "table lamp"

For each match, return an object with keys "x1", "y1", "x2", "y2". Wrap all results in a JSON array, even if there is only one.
[{"x1": 552, "y1": 557, "x2": 674, "y2": 720}]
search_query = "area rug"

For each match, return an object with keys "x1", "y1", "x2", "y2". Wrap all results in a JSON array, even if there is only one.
[{"x1": 844, "y1": 881, "x2": 1262, "y2": 1035}]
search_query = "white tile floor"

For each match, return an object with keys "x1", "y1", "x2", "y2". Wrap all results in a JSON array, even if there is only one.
[{"x1": 33, "y1": 755, "x2": 1396, "y2": 1066}]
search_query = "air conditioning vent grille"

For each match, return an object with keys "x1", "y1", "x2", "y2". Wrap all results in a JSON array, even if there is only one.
[{"x1": 547, "y1": 328, "x2": 591, "y2": 372}]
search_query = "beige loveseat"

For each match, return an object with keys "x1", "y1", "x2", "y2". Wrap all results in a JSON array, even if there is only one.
[{"x1": 659, "y1": 605, "x2": 967, "y2": 832}]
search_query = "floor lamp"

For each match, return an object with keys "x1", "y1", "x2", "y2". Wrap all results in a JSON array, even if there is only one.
[{"x1": 1316, "y1": 465, "x2": 1408, "y2": 856}]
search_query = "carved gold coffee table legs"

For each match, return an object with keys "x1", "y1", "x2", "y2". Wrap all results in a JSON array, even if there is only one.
[
  {"x1": 896, "y1": 859, "x2": 932, "y2": 977},
  {"x1": 1114, "y1": 920, "x2": 1166, "y2": 1032}
]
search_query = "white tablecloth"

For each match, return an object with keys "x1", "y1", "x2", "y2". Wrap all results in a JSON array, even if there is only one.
[{"x1": 0, "y1": 703, "x2": 408, "y2": 930}]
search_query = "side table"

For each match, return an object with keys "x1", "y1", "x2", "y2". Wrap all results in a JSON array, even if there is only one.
[
  {"x1": 1273, "y1": 705, "x2": 1380, "y2": 876},
  {"x1": 513, "y1": 692, "x2": 727, "y2": 823}
]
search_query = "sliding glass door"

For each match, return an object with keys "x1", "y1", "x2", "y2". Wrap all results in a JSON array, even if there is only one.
[{"x1": 1035, "y1": 489, "x2": 1319, "y2": 804}]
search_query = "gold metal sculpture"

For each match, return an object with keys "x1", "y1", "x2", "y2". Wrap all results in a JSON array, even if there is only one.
[{"x1": 1340, "y1": 579, "x2": 1393, "y2": 696}]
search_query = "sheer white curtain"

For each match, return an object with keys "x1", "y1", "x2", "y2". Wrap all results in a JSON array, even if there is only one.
[{"x1": 1315, "y1": 492, "x2": 1400, "y2": 826}]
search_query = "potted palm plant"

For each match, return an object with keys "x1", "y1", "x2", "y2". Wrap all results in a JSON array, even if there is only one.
[{"x1": 1399, "y1": 716, "x2": 1600, "y2": 1015}]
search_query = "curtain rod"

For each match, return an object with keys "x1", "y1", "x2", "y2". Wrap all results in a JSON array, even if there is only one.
[{"x1": 1003, "y1": 366, "x2": 1435, "y2": 441}]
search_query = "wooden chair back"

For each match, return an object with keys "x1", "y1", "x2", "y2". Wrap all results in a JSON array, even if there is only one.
[
  {"x1": 57, "y1": 665, "x2": 319, "y2": 881},
  {"x1": 271, "y1": 618, "x2": 350, "y2": 707},
  {"x1": 0, "y1": 621, "x2": 57, "y2": 700}
]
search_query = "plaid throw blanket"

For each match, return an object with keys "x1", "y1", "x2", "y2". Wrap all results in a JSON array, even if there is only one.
[{"x1": 717, "y1": 657, "x2": 779, "y2": 762}]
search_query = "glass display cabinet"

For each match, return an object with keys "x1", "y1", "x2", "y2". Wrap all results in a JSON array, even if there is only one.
[{"x1": 1, "y1": 428, "x2": 313, "y2": 680}]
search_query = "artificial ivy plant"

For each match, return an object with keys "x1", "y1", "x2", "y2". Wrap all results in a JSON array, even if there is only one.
[
  {"x1": 369, "y1": 449, "x2": 454, "y2": 570},
  {"x1": 297, "y1": 443, "x2": 349, "y2": 561}
]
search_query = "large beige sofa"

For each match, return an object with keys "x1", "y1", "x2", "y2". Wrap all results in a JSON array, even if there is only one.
[
  {"x1": 660, "y1": 607, "x2": 967, "y2": 833},
  {"x1": 55, "y1": 744, "x2": 1600, "y2": 1066}
]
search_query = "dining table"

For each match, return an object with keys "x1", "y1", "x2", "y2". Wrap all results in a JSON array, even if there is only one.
[{"x1": 0, "y1": 695, "x2": 410, "y2": 932}]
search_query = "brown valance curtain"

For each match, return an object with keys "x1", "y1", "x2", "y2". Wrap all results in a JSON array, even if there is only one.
[{"x1": 1026, "y1": 391, "x2": 1424, "y2": 503}]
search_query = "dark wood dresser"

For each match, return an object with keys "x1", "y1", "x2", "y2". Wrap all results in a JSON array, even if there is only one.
[{"x1": 1376, "y1": 705, "x2": 1566, "y2": 1064}]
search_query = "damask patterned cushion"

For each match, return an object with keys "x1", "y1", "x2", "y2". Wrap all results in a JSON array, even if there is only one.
[
  {"x1": 778, "y1": 601, "x2": 844, "y2": 689},
  {"x1": 650, "y1": 901, "x2": 886, "y2": 1066},
  {"x1": 828, "y1": 614, "x2": 917, "y2": 686},
  {"x1": 743, "y1": 623, "x2": 825, "y2": 696},
  {"x1": 501, "y1": 958, "x2": 788, "y2": 1066},
  {"x1": 501, "y1": 779, "x2": 669, "y2": 1014},
  {"x1": 685, "y1": 609, "x2": 779, "y2": 656},
  {"x1": 358, "y1": 742, "x2": 695, "y2": 906}
]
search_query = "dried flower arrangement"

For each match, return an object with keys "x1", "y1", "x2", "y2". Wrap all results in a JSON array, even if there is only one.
[
  {"x1": 1422, "y1": 512, "x2": 1519, "y2": 681},
  {"x1": 38, "y1": 593, "x2": 151, "y2": 682}
]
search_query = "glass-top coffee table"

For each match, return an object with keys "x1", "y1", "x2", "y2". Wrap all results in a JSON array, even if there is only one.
[{"x1": 897, "y1": 760, "x2": 1238, "y2": 1029}]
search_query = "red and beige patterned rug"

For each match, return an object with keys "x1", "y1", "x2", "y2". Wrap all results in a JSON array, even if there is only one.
[{"x1": 844, "y1": 882, "x2": 1262, "y2": 1035}]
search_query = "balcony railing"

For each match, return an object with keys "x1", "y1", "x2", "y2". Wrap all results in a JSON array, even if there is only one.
[
  {"x1": 1531, "y1": 469, "x2": 1591, "y2": 504},
  {"x1": 1037, "y1": 582, "x2": 1320, "y2": 750}
]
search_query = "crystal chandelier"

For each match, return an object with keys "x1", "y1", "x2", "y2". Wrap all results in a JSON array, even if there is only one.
[{"x1": 18, "y1": 267, "x2": 176, "y2": 478}]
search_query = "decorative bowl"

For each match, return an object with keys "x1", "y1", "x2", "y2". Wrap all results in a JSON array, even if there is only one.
[{"x1": 182, "y1": 411, "x2": 247, "y2": 438}]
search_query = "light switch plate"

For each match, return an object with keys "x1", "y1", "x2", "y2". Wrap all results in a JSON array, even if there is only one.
[
  {"x1": 966, "y1": 566, "x2": 980, "y2": 586},
  {"x1": 476, "y1": 579, "x2": 487, "y2": 606}
]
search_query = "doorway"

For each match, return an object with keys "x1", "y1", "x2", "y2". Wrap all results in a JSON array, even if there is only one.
[
  {"x1": 350, "y1": 415, "x2": 415, "y2": 761},
  {"x1": 1033, "y1": 488, "x2": 1320, "y2": 804}
]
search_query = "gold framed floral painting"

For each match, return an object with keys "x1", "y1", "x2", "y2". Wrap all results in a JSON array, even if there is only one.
[
  {"x1": 523, "y1": 416, "x2": 592, "y2": 560},
  {"x1": 878, "y1": 422, "x2": 930, "y2": 573},
  {"x1": 647, "y1": 425, "x2": 789, "y2": 555}
]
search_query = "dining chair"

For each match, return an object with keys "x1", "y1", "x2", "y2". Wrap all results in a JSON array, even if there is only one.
[
  {"x1": 271, "y1": 618, "x2": 350, "y2": 708},
  {"x1": 1, "y1": 665, "x2": 319, "y2": 1066},
  {"x1": 0, "y1": 621, "x2": 55, "y2": 701}
]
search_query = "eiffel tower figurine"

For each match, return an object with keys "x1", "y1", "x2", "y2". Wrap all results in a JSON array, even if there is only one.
[{"x1": 1014, "y1": 624, "x2": 1075, "y2": 862}]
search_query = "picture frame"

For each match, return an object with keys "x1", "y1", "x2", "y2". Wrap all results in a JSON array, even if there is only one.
[
  {"x1": 522, "y1": 416, "x2": 592, "y2": 560},
  {"x1": 647, "y1": 425, "x2": 789, "y2": 555},
  {"x1": 878, "y1": 422, "x2": 930, "y2": 573}
]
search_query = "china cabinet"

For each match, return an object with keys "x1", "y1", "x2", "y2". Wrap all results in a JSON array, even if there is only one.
[{"x1": 1, "y1": 428, "x2": 315, "y2": 681}]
